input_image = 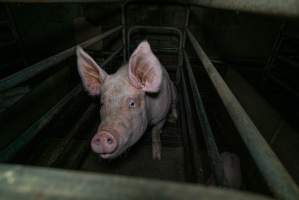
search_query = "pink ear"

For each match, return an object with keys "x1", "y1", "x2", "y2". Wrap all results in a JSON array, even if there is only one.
[
  {"x1": 76, "y1": 46, "x2": 107, "y2": 96},
  {"x1": 128, "y1": 41, "x2": 162, "y2": 93}
]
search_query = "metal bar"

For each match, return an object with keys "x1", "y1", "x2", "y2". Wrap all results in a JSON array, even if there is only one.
[
  {"x1": 268, "y1": 74, "x2": 299, "y2": 99},
  {"x1": 0, "y1": 164, "x2": 274, "y2": 200},
  {"x1": 127, "y1": 25, "x2": 183, "y2": 67},
  {"x1": 186, "y1": 28, "x2": 299, "y2": 200},
  {"x1": 0, "y1": 25, "x2": 122, "y2": 92},
  {"x1": 1, "y1": 0, "x2": 299, "y2": 17},
  {"x1": 0, "y1": 44, "x2": 121, "y2": 162},
  {"x1": 183, "y1": 51, "x2": 224, "y2": 186},
  {"x1": 178, "y1": 80, "x2": 195, "y2": 182},
  {"x1": 0, "y1": 85, "x2": 82, "y2": 162},
  {"x1": 181, "y1": 67, "x2": 205, "y2": 183},
  {"x1": 121, "y1": 3, "x2": 127, "y2": 62},
  {"x1": 47, "y1": 103, "x2": 96, "y2": 166},
  {"x1": 101, "y1": 46, "x2": 123, "y2": 67},
  {"x1": 183, "y1": 6, "x2": 190, "y2": 48}
]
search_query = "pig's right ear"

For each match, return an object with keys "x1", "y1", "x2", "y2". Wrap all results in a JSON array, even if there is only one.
[{"x1": 76, "y1": 46, "x2": 107, "y2": 96}]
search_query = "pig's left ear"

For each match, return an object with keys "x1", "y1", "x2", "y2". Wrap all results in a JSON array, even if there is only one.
[{"x1": 128, "y1": 41, "x2": 162, "y2": 93}]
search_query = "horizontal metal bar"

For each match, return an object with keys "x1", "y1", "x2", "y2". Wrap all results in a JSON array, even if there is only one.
[
  {"x1": 186, "y1": 28, "x2": 299, "y2": 200},
  {"x1": 183, "y1": 51, "x2": 225, "y2": 186},
  {"x1": 0, "y1": 164, "x2": 274, "y2": 200},
  {"x1": 127, "y1": 25, "x2": 183, "y2": 66},
  {"x1": 0, "y1": 25, "x2": 122, "y2": 92},
  {"x1": 0, "y1": 85, "x2": 82, "y2": 162},
  {"x1": 2, "y1": 0, "x2": 299, "y2": 17}
]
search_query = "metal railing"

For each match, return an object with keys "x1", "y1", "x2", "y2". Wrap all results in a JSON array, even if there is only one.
[
  {"x1": 1, "y1": 0, "x2": 299, "y2": 17},
  {"x1": 0, "y1": 1, "x2": 298, "y2": 200}
]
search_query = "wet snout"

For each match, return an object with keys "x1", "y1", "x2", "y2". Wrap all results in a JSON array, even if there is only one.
[{"x1": 91, "y1": 131, "x2": 118, "y2": 155}]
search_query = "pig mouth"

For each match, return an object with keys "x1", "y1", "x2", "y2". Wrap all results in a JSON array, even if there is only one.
[{"x1": 99, "y1": 153, "x2": 113, "y2": 159}]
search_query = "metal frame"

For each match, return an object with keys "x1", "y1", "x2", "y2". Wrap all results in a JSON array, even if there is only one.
[
  {"x1": 1, "y1": 0, "x2": 299, "y2": 17},
  {"x1": 0, "y1": 25, "x2": 122, "y2": 92},
  {"x1": 127, "y1": 25, "x2": 183, "y2": 66},
  {"x1": 185, "y1": 28, "x2": 299, "y2": 200},
  {"x1": 0, "y1": 1, "x2": 298, "y2": 200},
  {"x1": 0, "y1": 164, "x2": 274, "y2": 200},
  {"x1": 0, "y1": 41, "x2": 122, "y2": 162}
]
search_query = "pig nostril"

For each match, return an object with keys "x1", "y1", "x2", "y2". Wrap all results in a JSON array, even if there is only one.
[
  {"x1": 94, "y1": 138, "x2": 100, "y2": 144},
  {"x1": 107, "y1": 138, "x2": 113, "y2": 144}
]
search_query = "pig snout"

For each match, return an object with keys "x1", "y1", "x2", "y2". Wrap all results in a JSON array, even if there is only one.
[{"x1": 91, "y1": 131, "x2": 118, "y2": 157}]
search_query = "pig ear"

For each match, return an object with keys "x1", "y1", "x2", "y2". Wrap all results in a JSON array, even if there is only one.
[
  {"x1": 128, "y1": 41, "x2": 162, "y2": 93},
  {"x1": 76, "y1": 46, "x2": 107, "y2": 96}
]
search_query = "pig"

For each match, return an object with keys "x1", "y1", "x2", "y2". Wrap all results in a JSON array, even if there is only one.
[{"x1": 76, "y1": 41, "x2": 177, "y2": 160}]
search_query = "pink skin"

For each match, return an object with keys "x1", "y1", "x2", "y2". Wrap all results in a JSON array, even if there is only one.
[{"x1": 76, "y1": 41, "x2": 177, "y2": 160}]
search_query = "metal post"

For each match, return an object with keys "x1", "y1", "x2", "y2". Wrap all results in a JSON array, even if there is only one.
[
  {"x1": 0, "y1": 26, "x2": 122, "y2": 92},
  {"x1": 186, "y1": 28, "x2": 299, "y2": 200}
]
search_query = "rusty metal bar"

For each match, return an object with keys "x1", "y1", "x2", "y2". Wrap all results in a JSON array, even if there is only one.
[
  {"x1": 1, "y1": 0, "x2": 299, "y2": 17},
  {"x1": 186, "y1": 28, "x2": 299, "y2": 200},
  {"x1": 0, "y1": 25, "x2": 122, "y2": 92}
]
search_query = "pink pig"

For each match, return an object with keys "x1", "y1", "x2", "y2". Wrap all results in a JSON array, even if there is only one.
[{"x1": 76, "y1": 41, "x2": 177, "y2": 160}]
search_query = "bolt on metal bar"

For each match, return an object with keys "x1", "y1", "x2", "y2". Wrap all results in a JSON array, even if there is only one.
[
  {"x1": 183, "y1": 51, "x2": 224, "y2": 186},
  {"x1": 2, "y1": 0, "x2": 299, "y2": 17},
  {"x1": 186, "y1": 28, "x2": 299, "y2": 200},
  {"x1": 0, "y1": 25, "x2": 122, "y2": 92}
]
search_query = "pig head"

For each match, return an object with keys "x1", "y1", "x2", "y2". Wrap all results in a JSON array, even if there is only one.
[{"x1": 76, "y1": 41, "x2": 177, "y2": 160}]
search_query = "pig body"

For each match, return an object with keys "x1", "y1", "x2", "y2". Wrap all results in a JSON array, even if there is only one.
[{"x1": 77, "y1": 41, "x2": 177, "y2": 160}]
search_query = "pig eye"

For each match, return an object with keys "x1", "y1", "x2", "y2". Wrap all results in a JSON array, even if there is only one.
[{"x1": 128, "y1": 98, "x2": 136, "y2": 108}]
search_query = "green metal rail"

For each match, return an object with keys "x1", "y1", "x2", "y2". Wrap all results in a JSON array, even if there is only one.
[{"x1": 0, "y1": 164, "x2": 274, "y2": 200}]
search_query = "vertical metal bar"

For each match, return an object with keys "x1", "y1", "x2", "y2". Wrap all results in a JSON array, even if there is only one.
[
  {"x1": 183, "y1": 51, "x2": 224, "y2": 186},
  {"x1": 183, "y1": 6, "x2": 190, "y2": 48},
  {"x1": 186, "y1": 28, "x2": 299, "y2": 200},
  {"x1": 121, "y1": 3, "x2": 127, "y2": 63}
]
